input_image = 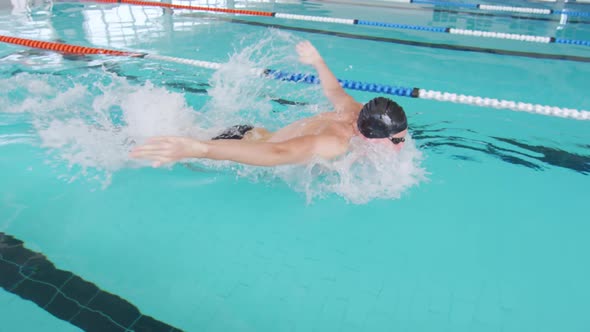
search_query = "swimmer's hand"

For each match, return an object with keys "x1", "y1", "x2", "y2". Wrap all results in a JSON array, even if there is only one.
[
  {"x1": 296, "y1": 41, "x2": 323, "y2": 67},
  {"x1": 130, "y1": 137, "x2": 207, "y2": 168},
  {"x1": 296, "y1": 41, "x2": 361, "y2": 114}
]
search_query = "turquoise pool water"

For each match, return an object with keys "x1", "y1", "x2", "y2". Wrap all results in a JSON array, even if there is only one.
[{"x1": 1, "y1": 0, "x2": 589, "y2": 331}]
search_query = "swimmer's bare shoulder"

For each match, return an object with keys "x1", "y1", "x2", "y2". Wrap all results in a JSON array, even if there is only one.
[
  {"x1": 307, "y1": 134, "x2": 350, "y2": 160},
  {"x1": 266, "y1": 129, "x2": 350, "y2": 162}
]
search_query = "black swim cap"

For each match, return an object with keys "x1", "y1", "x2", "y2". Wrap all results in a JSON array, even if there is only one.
[{"x1": 357, "y1": 97, "x2": 407, "y2": 139}]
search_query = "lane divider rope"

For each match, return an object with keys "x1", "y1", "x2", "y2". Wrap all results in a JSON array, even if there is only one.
[
  {"x1": 102, "y1": 0, "x2": 590, "y2": 17},
  {"x1": 86, "y1": 0, "x2": 590, "y2": 47},
  {"x1": 409, "y1": 0, "x2": 590, "y2": 17},
  {"x1": 265, "y1": 69, "x2": 589, "y2": 120},
  {"x1": 1, "y1": 35, "x2": 588, "y2": 121},
  {"x1": 0, "y1": 35, "x2": 143, "y2": 57},
  {"x1": 93, "y1": 0, "x2": 275, "y2": 16},
  {"x1": 144, "y1": 54, "x2": 221, "y2": 70}
]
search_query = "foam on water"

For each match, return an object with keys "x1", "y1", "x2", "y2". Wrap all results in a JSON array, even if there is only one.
[
  {"x1": 203, "y1": 30, "x2": 324, "y2": 129},
  {"x1": 234, "y1": 136, "x2": 426, "y2": 204},
  {"x1": 0, "y1": 30, "x2": 427, "y2": 203},
  {"x1": 202, "y1": 30, "x2": 427, "y2": 203},
  {"x1": 1, "y1": 71, "x2": 203, "y2": 186}
]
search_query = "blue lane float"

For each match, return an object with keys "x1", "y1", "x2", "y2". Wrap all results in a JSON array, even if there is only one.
[
  {"x1": 261, "y1": 69, "x2": 589, "y2": 121},
  {"x1": 1, "y1": 35, "x2": 588, "y2": 121},
  {"x1": 264, "y1": 69, "x2": 419, "y2": 98}
]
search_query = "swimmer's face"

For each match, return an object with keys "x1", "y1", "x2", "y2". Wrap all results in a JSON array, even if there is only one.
[
  {"x1": 389, "y1": 129, "x2": 407, "y2": 151},
  {"x1": 378, "y1": 129, "x2": 407, "y2": 151},
  {"x1": 358, "y1": 128, "x2": 407, "y2": 151}
]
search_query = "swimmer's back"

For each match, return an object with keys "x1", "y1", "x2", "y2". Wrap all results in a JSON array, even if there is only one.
[{"x1": 267, "y1": 111, "x2": 354, "y2": 143}]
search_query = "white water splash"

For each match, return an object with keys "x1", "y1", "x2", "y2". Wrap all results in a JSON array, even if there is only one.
[
  {"x1": 1, "y1": 30, "x2": 427, "y2": 203},
  {"x1": 203, "y1": 29, "x2": 323, "y2": 129},
  {"x1": 232, "y1": 136, "x2": 426, "y2": 204},
  {"x1": 198, "y1": 30, "x2": 428, "y2": 203},
  {"x1": 1, "y1": 71, "x2": 203, "y2": 187}
]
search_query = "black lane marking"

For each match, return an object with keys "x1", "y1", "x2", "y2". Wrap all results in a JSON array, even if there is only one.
[
  {"x1": 0, "y1": 232, "x2": 183, "y2": 332},
  {"x1": 218, "y1": 17, "x2": 590, "y2": 63}
]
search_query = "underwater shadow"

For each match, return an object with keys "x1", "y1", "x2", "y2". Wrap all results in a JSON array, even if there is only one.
[{"x1": 411, "y1": 122, "x2": 590, "y2": 175}]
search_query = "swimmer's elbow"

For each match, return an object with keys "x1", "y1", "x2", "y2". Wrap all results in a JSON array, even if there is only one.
[
  {"x1": 269, "y1": 138, "x2": 318, "y2": 165},
  {"x1": 274, "y1": 136, "x2": 347, "y2": 164},
  {"x1": 269, "y1": 142, "x2": 308, "y2": 165},
  {"x1": 271, "y1": 144, "x2": 292, "y2": 156}
]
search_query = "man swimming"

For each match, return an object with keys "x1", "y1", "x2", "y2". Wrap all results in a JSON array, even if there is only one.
[{"x1": 130, "y1": 40, "x2": 408, "y2": 167}]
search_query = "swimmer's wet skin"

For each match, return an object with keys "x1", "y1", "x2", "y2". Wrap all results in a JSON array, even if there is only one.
[{"x1": 130, "y1": 40, "x2": 408, "y2": 168}]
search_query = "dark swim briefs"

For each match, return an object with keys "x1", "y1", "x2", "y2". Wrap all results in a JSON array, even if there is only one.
[{"x1": 211, "y1": 125, "x2": 254, "y2": 140}]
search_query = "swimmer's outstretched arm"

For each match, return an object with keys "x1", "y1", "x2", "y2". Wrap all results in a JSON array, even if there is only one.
[
  {"x1": 296, "y1": 41, "x2": 362, "y2": 113},
  {"x1": 130, "y1": 135, "x2": 348, "y2": 167}
]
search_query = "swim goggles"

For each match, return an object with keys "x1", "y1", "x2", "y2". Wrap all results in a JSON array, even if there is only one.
[{"x1": 390, "y1": 137, "x2": 406, "y2": 145}]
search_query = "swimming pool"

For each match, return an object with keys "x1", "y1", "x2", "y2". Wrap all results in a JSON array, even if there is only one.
[{"x1": 1, "y1": 0, "x2": 589, "y2": 331}]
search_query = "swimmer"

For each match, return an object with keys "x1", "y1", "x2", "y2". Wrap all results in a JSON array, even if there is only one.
[{"x1": 130, "y1": 40, "x2": 408, "y2": 167}]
